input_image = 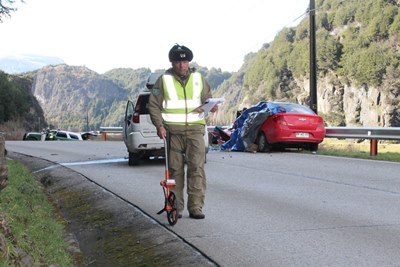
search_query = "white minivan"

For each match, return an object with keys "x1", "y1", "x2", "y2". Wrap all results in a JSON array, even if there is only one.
[{"x1": 123, "y1": 73, "x2": 208, "y2": 166}]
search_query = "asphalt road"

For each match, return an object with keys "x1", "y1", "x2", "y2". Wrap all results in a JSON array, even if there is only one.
[{"x1": 6, "y1": 140, "x2": 400, "y2": 266}]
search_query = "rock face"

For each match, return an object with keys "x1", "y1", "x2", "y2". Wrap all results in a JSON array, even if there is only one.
[
  {"x1": 32, "y1": 64, "x2": 129, "y2": 130},
  {"x1": 0, "y1": 134, "x2": 7, "y2": 191},
  {"x1": 29, "y1": 63, "x2": 400, "y2": 129},
  {"x1": 29, "y1": 64, "x2": 232, "y2": 131},
  {"x1": 214, "y1": 69, "x2": 400, "y2": 127},
  {"x1": 316, "y1": 74, "x2": 400, "y2": 127},
  {"x1": 212, "y1": 0, "x2": 400, "y2": 128}
]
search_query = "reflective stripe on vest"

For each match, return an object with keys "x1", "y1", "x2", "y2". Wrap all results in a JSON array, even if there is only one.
[
  {"x1": 162, "y1": 113, "x2": 204, "y2": 123},
  {"x1": 162, "y1": 73, "x2": 202, "y2": 108},
  {"x1": 161, "y1": 73, "x2": 205, "y2": 125}
]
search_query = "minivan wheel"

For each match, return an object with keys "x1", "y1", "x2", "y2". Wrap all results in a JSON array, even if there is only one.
[{"x1": 128, "y1": 152, "x2": 141, "y2": 166}]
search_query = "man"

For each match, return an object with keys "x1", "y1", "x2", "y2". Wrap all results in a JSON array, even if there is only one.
[{"x1": 148, "y1": 44, "x2": 217, "y2": 219}]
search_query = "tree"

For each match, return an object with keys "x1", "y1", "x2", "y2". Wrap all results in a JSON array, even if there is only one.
[{"x1": 0, "y1": 0, "x2": 23, "y2": 22}]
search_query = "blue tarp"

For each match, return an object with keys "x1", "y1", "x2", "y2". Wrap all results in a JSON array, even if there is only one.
[{"x1": 221, "y1": 102, "x2": 286, "y2": 151}]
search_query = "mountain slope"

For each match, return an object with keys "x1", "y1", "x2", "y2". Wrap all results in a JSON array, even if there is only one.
[
  {"x1": 212, "y1": 0, "x2": 400, "y2": 127},
  {"x1": 30, "y1": 64, "x2": 232, "y2": 131},
  {"x1": 0, "y1": 71, "x2": 47, "y2": 138},
  {"x1": 2, "y1": 0, "x2": 400, "y2": 133},
  {"x1": 32, "y1": 65, "x2": 131, "y2": 131}
]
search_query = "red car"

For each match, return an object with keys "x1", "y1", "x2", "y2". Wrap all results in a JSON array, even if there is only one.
[{"x1": 257, "y1": 102, "x2": 325, "y2": 152}]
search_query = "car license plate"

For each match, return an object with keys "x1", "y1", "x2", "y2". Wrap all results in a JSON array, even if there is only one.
[{"x1": 296, "y1": 132, "x2": 309, "y2": 138}]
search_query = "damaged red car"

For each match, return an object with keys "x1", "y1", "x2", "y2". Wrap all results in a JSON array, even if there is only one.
[{"x1": 257, "y1": 102, "x2": 325, "y2": 152}]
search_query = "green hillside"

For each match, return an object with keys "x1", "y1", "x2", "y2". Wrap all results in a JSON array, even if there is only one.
[
  {"x1": 0, "y1": 71, "x2": 47, "y2": 138},
  {"x1": 212, "y1": 0, "x2": 400, "y2": 126}
]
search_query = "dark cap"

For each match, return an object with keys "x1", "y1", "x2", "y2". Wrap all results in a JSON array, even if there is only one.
[{"x1": 168, "y1": 44, "x2": 193, "y2": 62}]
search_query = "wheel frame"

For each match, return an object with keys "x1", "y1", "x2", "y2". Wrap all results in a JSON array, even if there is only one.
[{"x1": 166, "y1": 192, "x2": 178, "y2": 226}]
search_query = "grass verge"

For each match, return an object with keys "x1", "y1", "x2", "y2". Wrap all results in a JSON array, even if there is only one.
[
  {"x1": 0, "y1": 160, "x2": 74, "y2": 266},
  {"x1": 318, "y1": 140, "x2": 400, "y2": 162}
]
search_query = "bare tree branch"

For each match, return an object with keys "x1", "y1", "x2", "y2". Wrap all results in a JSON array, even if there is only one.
[{"x1": 0, "y1": 0, "x2": 23, "y2": 23}]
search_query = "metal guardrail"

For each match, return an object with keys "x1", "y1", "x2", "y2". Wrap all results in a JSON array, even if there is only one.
[
  {"x1": 99, "y1": 126, "x2": 399, "y2": 156},
  {"x1": 325, "y1": 127, "x2": 400, "y2": 140},
  {"x1": 325, "y1": 126, "x2": 400, "y2": 156},
  {"x1": 100, "y1": 126, "x2": 400, "y2": 140},
  {"x1": 100, "y1": 127, "x2": 123, "y2": 133},
  {"x1": 99, "y1": 127, "x2": 123, "y2": 141}
]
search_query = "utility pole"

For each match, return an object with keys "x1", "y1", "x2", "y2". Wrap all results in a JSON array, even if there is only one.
[
  {"x1": 86, "y1": 110, "x2": 89, "y2": 132},
  {"x1": 309, "y1": 0, "x2": 317, "y2": 114}
]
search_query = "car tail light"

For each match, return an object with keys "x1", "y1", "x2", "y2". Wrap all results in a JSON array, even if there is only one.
[
  {"x1": 132, "y1": 101, "x2": 141, "y2": 123},
  {"x1": 316, "y1": 117, "x2": 324, "y2": 129},
  {"x1": 273, "y1": 115, "x2": 288, "y2": 126},
  {"x1": 132, "y1": 112, "x2": 140, "y2": 123}
]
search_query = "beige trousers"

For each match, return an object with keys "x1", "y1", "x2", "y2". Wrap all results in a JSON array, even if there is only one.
[{"x1": 168, "y1": 131, "x2": 206, "y2": 214}]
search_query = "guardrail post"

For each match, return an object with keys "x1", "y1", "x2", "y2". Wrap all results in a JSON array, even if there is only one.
[
  {"x1": 370, "y1": 139, "x2": 378, "y2": 156},
  {"x1": 102, "y1": 132, "x2": 107, "y2": 141}
]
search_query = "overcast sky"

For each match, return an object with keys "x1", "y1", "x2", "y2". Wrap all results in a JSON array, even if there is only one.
[{"x1": 1, "y1": 0, "x2": 310, "y2": 73}]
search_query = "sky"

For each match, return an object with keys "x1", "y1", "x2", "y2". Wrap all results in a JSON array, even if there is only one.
[{"x1": 0, "y1": 0, "x2": 310, "y2": 74}]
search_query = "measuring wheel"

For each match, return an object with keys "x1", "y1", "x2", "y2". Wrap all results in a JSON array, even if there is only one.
[
  {"x1": 157, "y1": 137, "x2": 179, "y2": 226},
  {"x1": 166, "y1": 192, "x2": 178, "y2": 226}
]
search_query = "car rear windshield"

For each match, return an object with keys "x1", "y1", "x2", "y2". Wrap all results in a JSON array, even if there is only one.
[
  {"x1": 271, "y1": 103, "x2": 315, "y2": 115},
  {"x1": 56, "y1": 132, "x2": 68, "y2": 138},
  {"x1": 69, "y1": 133, "x2": 80, "y2": 140},
  {"x1": 136, "y1": 94, "x2": 150, "y2": 114}
]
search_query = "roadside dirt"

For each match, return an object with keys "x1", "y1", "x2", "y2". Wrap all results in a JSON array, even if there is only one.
[{"x1": 8, "y1": 152, "x2": 217, "y2": 267}]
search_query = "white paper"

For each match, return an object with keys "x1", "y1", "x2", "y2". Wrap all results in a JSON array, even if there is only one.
[
  {"x1": 191, "y1": 98, "x2": 224, "y2": 117},
  {"x1": 200, "y1": 98, "x2": 224, "y2": 113}
]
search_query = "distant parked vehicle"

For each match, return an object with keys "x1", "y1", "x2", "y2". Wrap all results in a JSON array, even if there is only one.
[
  {"x1": 123, "y1": 90, "x2": 165, "y2": 165},
  {"x1": 22, "y1": 132, "x2": 43, "y2": 141},
  {"x1": 47, "y1": 130, "x2": 84, "y2": 141},
  {"x1": 257, "y1": 102, "x2": 325, "y2": 152},
  {"x1": 23, "y1": 130, "x2": 86, "y2": 141}
]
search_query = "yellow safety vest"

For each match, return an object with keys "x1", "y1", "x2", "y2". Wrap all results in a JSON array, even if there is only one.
[{"x1": 161, "y1": 73, "x2": 206, "y2": 125}]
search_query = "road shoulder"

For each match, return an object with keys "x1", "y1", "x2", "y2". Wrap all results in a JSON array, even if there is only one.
[{"x1": 8, "y1": 151, "x2": 217, "y2": 266}]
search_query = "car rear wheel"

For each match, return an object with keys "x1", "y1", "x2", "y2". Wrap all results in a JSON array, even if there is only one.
[
  {"x1": 128, "y1": 152, "x2": 142, "y2": 166},
  {"x1": 309, "y1": 143, "x2": 319, "y2": 152},
  {"x1": 257, "y1": 132, "x2": 270, "y2": 152}
]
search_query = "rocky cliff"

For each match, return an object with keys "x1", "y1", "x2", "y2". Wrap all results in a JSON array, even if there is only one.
[
  {"x1": 32, "y1": 64, "x2": 134, "y2": 130},
  {"x1": 211, "y1": 0, "x2": 400, "y2": 127},
  {"x1": 212, "y1": 68, "x2": 400, "y2": 127},
  {"x1": 29, "y1": 64, "x2": 231, "y2": 131},
  {"x1": 316, "y1": 72, "x2": 399, "y2": 127}
]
